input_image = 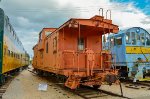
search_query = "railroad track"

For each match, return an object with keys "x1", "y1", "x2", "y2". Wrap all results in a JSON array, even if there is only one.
[
  {"x1": 28, "y1": 69, "x2": 129, "y2": 99},
  {"x1": 0, "y1": 77, "x2": 13, "y2": 99},
  {"x1": 122, "y1": 80, "x2": 150, "y2": 90},
  {"x1": 69, "y1": 86, "x2": 130, "y2": 99}
]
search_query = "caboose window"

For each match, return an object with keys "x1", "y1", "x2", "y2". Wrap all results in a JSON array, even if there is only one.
[
  {"x1": 78, "y1": 38, "x2": 84, "y2": 50},
  {"x1": 53, "y1": 37, "x2": 57, "y2": 53},
  {"x1": 46, "y1": 42, "x2": 48, "y2": 53},
  {"x1": 39, "y1": 32, "x2": 42, "y2": 42},
  {"x1": 40, "y1": 51, "x2": 43, "y2": 58}
]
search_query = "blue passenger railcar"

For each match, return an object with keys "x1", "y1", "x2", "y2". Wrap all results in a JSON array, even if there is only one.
[{"x1": 104, "y1": 27, "x2": 150, "y2": 81}]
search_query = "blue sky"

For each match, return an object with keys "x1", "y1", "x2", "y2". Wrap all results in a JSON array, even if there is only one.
[
  {"x1": 111, "y1": 0, "x2": 150, "y2": 15},
  {"x1": 0, "y1": 0, "x2": 150, "y2": 56}
]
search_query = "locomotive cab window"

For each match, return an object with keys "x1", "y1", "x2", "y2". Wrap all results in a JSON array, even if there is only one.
[
  {"x1": 131, "y1": 32, "x2": 136, "y2": 45},
  {"x1": 140, "y1": 33, "x2": 145, "y2": 45},
  {"x1": 126, "y1": 32, "x2": 131, "y2": 44},
  {"x1": 110, "y1": 37, "x2": 114, "y2": 47},
  {"x1": 146, "y1": 33, "x2": 150, "y2": 46},
  {"x1": 78, "y1": 38, "x2": 84, "y2": 51},
  {"x1": 115, "y1": 36, "x2": 122, "y2": 46}
]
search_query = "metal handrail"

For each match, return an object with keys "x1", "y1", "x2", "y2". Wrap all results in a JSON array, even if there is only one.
[
  {"x1": 99, "y1": 8, "x2": 103, "y2": 16},
  {"x1": 106, "y1": 10, "x2": 111, "y2": 20}
]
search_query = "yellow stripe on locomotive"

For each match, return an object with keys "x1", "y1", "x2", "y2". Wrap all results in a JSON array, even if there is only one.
[{"x1": 126, "y1": 46, "x2": 150, "y2": 54}]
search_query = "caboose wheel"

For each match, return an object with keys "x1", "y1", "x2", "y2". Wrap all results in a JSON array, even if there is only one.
[{"x1": 93, "y1": 85, "x2": 101, "y2": 89}]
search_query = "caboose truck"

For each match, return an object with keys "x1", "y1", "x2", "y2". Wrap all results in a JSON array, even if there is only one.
[
  {"x1": 105, "y1": 27, "x2": 150, "y2": 81},
  {"x1": 33, "y1": 12, "x2": 119, "y2": 89}
]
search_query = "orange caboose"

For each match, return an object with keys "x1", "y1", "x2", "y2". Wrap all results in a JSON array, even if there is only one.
[{"x1": 33, "y1": 15, "x2": 119, "y2": 89}]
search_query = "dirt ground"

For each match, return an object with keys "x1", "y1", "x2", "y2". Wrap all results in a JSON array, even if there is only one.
[
  {"x1": 2, "y1": 67, "x2": 150, "y2": 99},
  {"x1": 2, "y1": 70, "x2": 83, "y2": 99},
  {"x1": 100, "y1": 84, "x2": 150, "y2": 99}
]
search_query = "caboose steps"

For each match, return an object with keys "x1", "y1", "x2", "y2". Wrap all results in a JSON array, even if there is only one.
[{"x1": 65, "y1": 75, "x2": 81, "y2": 89}]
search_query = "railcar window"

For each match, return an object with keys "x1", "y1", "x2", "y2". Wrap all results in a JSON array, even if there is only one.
[
  {"x1": 14, "y1": 53, "x2": 16, "y2": 58},
  {"x1": 4, "y1": 48, "x2": 6, "y2": 56},
  {"x1": 15, "y1": 54, "x2": 16, "y2": 58},
  {"x1": 14, "y1": 34, "x2": 16, "y2": 39},
  {"x1": 8, "y1": 50, "x2": 10, "y2": 56},
  {"x1": 18, "y1": 55, "x2": 20, "y2": 59},
  {"x1": 11, "y1": 51, "x2": 13, "y2": 57},
  {"x1": 115, "y1": 37, "x2": 122, "y2": 45},
  {"x1": 78, "y1": 38, "x2": 84, "y2": 50},
  {"x1": 8, "y1": 24, "x2": 11, "y2": 32},
  {"x1": 13, "y1": 31, "x2": 15, "y2": 36},
  {"x1": 126, "y1": 32, "x2": 131, "y2": 44},
  {"x1": 131, "y1": 32, "x2": 136, "y2": 45},
  {"x1": 5, "y1": 18, "x2": 7, "y2": 27}
]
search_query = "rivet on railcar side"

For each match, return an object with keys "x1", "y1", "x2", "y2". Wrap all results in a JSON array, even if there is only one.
[
  {"x1": 0, "y1": 8, "x2": 30, "y2": 84},
  {"x1": 32, "y1": 10, "x2": 120, "y2": 89},
  {"x1": 104, "y1": 27, "x2": 150, "y2": 81}
]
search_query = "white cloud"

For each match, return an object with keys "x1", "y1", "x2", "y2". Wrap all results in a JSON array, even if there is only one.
[{"x1": 17, "y1": 17, "x2": 30, "y2": 27}]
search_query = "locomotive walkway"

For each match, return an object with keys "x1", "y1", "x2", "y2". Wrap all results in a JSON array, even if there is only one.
[{"x1": 2, "y1": 66, "x2": 150, "y2": 99}]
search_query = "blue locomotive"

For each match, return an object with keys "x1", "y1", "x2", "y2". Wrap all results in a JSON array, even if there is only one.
[{"x1": 104, "y1": 27, "x2": 150, "y2": 81}]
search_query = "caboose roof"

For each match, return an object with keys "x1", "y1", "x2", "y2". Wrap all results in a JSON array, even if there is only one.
[
  {"x1": 39, "y1": 28, "x2": 57, "y2": 35},
  {"x1": 46, "y1": 15, "x2": 119, "y2": 38}
]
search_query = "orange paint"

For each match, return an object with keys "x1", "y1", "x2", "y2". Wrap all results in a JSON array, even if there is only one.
[{"x1": 33, "y1": 15, "x2": 119, "y2": 89}]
